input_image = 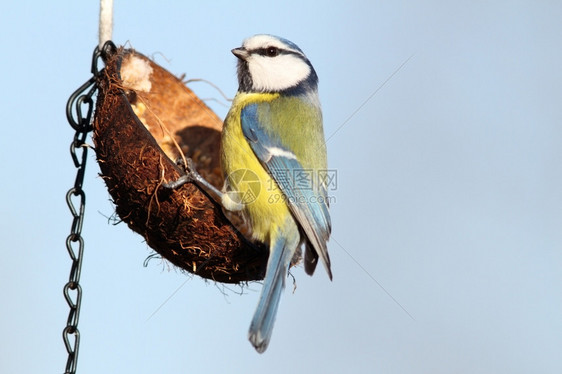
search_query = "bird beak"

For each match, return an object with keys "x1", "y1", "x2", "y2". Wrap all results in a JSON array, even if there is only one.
[{"x1": 232, "y1": 47, "x2": 249, "y2": 60}]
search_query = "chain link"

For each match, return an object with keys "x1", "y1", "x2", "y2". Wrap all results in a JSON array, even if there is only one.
[{"x1": 62, "y1": 42, "x2": 114, "y2": 374}]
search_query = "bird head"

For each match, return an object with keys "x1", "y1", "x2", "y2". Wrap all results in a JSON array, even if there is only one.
[{"x1": 232, "y1": 34, "x2": 318, "y2": 94}]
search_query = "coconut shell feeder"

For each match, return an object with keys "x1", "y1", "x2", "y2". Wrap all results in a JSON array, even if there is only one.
[{"x1": 92, "y1": 45, "x2": 268, "y2": 283}]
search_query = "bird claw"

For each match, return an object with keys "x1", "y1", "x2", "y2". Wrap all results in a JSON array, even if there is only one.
[
  {"x1": 163, "y1": 157, "x2": 225, "y2": 205},
  {"x1": 162, "y1": 157, "x2": 198, "y2": 189}
]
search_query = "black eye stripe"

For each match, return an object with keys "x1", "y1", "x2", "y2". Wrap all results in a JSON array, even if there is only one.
[{"x1": 253, "y1": 47, "x2": 297, "y2": 57}]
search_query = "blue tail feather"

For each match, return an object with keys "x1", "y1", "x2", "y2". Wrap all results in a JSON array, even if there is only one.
[{"x1": 248, "y1": 235, "x2": 296, "y2": 353}]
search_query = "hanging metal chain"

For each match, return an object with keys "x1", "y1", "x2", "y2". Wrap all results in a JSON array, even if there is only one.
[{"x1": 62, "y1": 42, "x2": 112, "y2": 374}]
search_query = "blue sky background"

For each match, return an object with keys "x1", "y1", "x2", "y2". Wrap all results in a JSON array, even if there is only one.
[{"x1": 1, "y1": 1, "x2": 561, "y2": 373}]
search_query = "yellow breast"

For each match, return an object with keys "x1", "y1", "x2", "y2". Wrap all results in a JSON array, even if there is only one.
[{"x1": 221, "y1": 92, "x2": 292, "y2": 243}]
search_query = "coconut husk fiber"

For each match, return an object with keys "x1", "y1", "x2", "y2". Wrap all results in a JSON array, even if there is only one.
[{"x1": 92, "y1": 46, "x2": 267, "y2": 283}]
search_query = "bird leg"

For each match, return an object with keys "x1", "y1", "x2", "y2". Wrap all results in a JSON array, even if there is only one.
[
  {"x1": 164, "y1": 157, "x2": 245, "y2": 212},
  {"x1": 163, "y1": 157, "x2": 223, "y2": 198}
]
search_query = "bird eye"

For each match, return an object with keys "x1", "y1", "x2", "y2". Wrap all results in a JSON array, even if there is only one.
[{"x1": 265, "y1": 47, "x2": 279, "y2": 57}]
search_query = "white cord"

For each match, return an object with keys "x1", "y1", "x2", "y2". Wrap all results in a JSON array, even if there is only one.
[{"x1": 99, "y1": 0, "x2": 113, "y2": 49}]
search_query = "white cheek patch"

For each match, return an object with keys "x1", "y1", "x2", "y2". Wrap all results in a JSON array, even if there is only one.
[{"x1": 249, "y1": 53, "x2": 311, "y2": 92}]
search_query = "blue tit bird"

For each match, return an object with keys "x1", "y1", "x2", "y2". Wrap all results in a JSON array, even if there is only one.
[
  {"x1": 220, "y1": 34, "x2": 332, "y2": 353},
  {"x1": 164, "y1": 34, "x2": 332, "y2": 353}
]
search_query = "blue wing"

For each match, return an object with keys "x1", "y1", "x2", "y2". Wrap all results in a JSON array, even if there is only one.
[{"x1": 241, "y1": 103, "x2": 332, "y2": 279}]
